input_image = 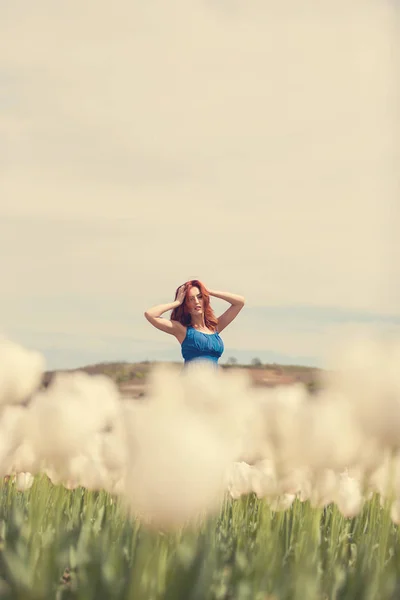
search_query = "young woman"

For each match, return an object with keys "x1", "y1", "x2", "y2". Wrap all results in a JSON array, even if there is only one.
[{"x1": 144, "y1": 280, "x2": 245, "y2": 367}]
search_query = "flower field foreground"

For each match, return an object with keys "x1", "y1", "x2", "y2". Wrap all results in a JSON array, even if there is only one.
[{"x1": 2, "y1": 335, "x2": 400, "y2": 597}]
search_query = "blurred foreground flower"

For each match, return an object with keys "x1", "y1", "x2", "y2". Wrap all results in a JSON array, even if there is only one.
[{"x1": 15, "y1": 472, "x2": 34, "y2": 491}]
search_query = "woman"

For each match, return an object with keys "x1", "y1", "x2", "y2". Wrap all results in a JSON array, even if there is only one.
[{"x1": 144, "y1": 280, "x2": 245, "y2": 367}]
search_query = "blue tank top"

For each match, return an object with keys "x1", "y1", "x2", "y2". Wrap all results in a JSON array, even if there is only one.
[{"x1": 181, "y1": 326, "x2": 224, "y2": 365}]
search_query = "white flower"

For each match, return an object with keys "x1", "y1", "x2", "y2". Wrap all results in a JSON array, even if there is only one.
[
  {"x1": 250, "y1": 459, "x2": 277, "y2": 498},
  {"x1": 0, "y1": 339, "x2": 45, "y2": 406},
  {"x1": 309, "y1": 469, "x2": 338, "y2": 508},
  {"x1": 336, "y1": 471, "x2": 363, "y2": 517},
  {"x1": 226, "y1": 462, "x2": 254, "y2": 499},
  {"x1": 15, "y1": 472, "x2": 34, "y2": 492},
  {"x1": 269, "y1": 493, "x2": 296, "y2": 512},
  {"x1": 390, "y1": 499, "x2": 400, "y2": 524}
]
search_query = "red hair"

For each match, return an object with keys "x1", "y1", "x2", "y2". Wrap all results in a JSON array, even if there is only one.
[{"x1": 171, "y1": 280, "x2": 218, "y2": 331}]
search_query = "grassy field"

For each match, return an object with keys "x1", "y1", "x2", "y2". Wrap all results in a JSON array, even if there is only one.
[{"x1": 1, "y1": 476, "x2": 400, "y2": 600}]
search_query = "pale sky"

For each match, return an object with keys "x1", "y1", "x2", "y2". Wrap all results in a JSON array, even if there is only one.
[{"x1": 1, "y1": 0, "x2": 399, "y2": 369}]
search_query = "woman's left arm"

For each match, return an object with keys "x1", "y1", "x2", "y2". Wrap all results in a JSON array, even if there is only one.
[
  {"x1": 207, "y1": 289, "x2": 245, "y2": 305},
  {"x1": 207, "y1": 288, "x2": 245, "y2": 333}
]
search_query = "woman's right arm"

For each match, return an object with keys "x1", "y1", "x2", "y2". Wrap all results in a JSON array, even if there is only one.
[{"x1": 144, "y1": 286, "x2": 186, "y2": 337}]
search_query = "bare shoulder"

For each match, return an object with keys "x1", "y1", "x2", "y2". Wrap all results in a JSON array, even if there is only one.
[{"x1": 144, "y1": 313, "x2": 187, "y2": 341}]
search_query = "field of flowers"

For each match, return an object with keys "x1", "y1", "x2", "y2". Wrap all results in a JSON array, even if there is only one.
[{"x1": 1, "y1": 336, "x2": 400, "y2": 599}]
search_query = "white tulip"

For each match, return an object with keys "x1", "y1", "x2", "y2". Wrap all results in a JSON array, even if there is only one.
[
  {"x1": 0, "y1": 338, "x2": 45, "y2": 406},
  {"x1": 336, "y1": 471, "x2": 363, "y2": 518},
  {"x1": 15, "y1": 472, "x2": 34, "y2": 492}
]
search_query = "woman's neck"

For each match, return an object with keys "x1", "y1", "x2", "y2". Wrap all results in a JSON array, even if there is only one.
[{"x1": 191, "y1": 316, "x2": 206, "y2": 328}]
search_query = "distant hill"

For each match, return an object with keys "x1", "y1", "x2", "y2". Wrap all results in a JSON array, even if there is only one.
[{"x1": 42, "y1": 360, "x2": 323, "y2": 397}]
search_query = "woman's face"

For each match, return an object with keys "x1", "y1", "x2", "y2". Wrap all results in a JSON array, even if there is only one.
[{"x1": 186, "y1": 286, "x2": 204, "y2": 315}]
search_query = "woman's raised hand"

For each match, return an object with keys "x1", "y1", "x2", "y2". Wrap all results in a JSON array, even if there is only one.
[{"x1": 176, "y1": 284, "x2": 187, "y2": 305}]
